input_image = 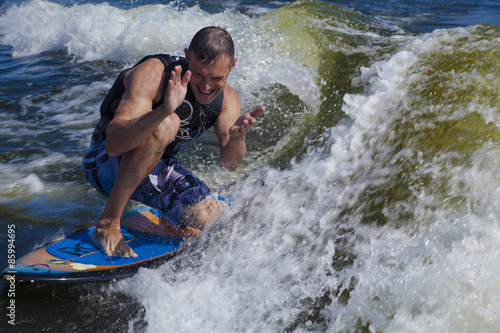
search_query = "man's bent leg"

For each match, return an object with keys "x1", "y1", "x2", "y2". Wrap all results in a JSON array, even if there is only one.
[
  {"x1": 129, "y1": 156, "x2": 228, "y2": 230},
  {"x1": 180, "y1": 198, "x2": 228, "y2": 229},
  {"x1": 92, "y1": 117, "x2": 180, "y2": 257}
]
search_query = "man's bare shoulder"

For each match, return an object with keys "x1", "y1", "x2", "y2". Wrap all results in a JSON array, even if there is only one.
[
  {"x1": 123, "y1": 58, "x2": 167, "y2": 94},
  {"x1": 221, "y1": 83, "x2": 241, "y2": 114}
]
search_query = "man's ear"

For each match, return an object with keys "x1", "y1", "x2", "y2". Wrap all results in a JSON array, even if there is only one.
[
  {"x1": 184, "y1": 48, "x2": 189, "y2": 63},
  {"x1": 230, "y1": 57, "x2": 238, "y2": 72}
]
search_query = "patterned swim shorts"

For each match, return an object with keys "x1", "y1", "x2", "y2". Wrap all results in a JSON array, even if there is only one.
[{"x1": 82, "y1": 141, "x2": 219, "y2": 227}]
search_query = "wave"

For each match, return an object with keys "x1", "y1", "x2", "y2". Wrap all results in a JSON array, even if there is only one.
[
  {"x1": 1, "y1": 1, "x2": 500, "y2": 331},
  {"x1": 113, "y1": 19, "x2": 500, "y2": 333}
]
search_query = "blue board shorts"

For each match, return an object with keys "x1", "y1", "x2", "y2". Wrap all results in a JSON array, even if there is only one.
[{"x1": 83, "y1": 141, "x2": 220, "y2": 227}]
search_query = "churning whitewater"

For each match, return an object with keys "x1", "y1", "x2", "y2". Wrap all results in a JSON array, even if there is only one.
[{"x1": 0, "y1": 0, "x2": 499, "y2": 331}]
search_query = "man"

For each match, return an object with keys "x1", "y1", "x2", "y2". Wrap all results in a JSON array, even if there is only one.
[{"x1": 83, "y1": 26, "x2": 264, "y2": 258}]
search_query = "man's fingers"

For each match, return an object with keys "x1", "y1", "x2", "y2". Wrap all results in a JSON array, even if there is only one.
[
  {"x1": 170, "y1": 66, "x2": 182, "y2": 83},
  {"x1": 249, "y1": 107, "x2": 265, "y2": 118},
  {"x1": 182, "y1": 70, "x2": 192, "y2": 85},
  {"x1": 228, "y1": 107, "x2": 265, "y2": 137},
  {"x1": 170, "y1": 66, "x2": 190, "y2": 87}
]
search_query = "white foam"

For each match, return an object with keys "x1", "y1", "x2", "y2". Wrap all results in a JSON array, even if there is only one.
[
  {"x1": 0, "y1": 1, "x2": 230, "y2": 62},
  {"x1": 3, "y1": 2, "x2": 499, "y2": 331},
  {"x1": 324, "y1": 26, "x2": 500, "y2": 331},
  {"x1": 112, "y1": 26, "x2": 500, "y2": 331},
  {"x1": 18, "y1": 173, "x2": 45, "y2": 194},
  {"x1": 0, "y1": 1, "x2": 322, "y2": 114}
]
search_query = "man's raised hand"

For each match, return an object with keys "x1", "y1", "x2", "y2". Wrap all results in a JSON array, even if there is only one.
[
  {"x1": 163, "y1": 65, "x2": 191, "y2": 115},
  {"x1": 229, "y1": 107, "x2": 265, "y2": 137}
]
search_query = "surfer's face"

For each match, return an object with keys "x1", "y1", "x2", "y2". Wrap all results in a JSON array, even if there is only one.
[{"x1": 184, "y1": 49, "x2": 236, "y2": 105}]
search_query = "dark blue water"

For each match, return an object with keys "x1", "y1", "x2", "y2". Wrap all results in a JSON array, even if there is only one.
[{"x1": 334, "y1": 0, "x2": 499, "y2": 31}]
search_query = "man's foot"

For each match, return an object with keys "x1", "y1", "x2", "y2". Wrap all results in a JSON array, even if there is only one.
[{"x1": 91, "y1": 221, "x2": 138, "y2": 258}]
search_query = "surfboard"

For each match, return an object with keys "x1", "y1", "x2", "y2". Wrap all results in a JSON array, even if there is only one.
[{"x1": 1, "y1": 208, "x2": 200, "y2": 284}]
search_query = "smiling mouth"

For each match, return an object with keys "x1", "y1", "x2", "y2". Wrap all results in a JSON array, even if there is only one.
[{"x1": 199, "y1": 88, "x2": 213, "y2": 96}]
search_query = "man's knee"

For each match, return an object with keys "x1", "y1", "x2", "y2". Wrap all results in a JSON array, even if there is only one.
[
  {"x1": 152, "y1": 114, "x2": 181, "y2": 147},
  {"x1": 180, "y1": 199, "x2": 227, "y2": 229}
]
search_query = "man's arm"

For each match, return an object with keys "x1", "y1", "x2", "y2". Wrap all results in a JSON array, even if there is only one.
[
  {"x1": 105, "y1": 60, "x2": 191, "y2": 156},
  {"x1": 214, "y1": 85, "x2": 265, "y2": 171}
]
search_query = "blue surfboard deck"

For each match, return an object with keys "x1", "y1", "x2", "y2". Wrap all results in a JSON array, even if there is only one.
[{"x1": 1, "y1": 208, "x2": 200, "y2": 283}]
